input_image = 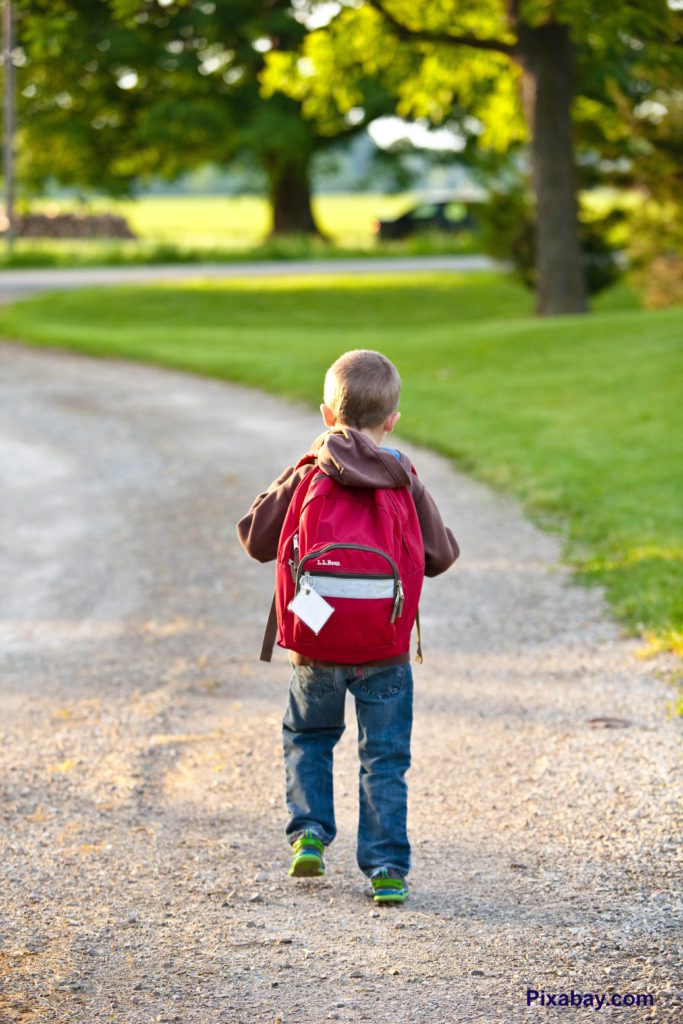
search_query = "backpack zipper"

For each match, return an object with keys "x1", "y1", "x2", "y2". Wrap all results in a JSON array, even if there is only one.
[
  {"x1": 288, "y1": 532, "x2": 300, "y2": 582},
  {"x1": 297, "y1": 543, "x2": 404, "y2": 621},
  {"x1": 303, "y1": 569, "x2": 392, "y2": 580}
]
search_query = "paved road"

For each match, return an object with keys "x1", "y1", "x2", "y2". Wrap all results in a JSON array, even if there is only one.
[
  {"x1": 0, "y1": 255, "x2": 494, "y2": 303},
  {"x1": 0, "y1": 342, "x2": 679, "y2": 1023}
]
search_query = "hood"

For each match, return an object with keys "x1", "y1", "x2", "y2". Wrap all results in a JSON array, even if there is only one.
[{"x1": 310, "y1": 427, "x2": 413, "y2": 489}]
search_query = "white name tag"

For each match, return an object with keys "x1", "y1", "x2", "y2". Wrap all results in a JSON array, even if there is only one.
[{"x1": 288, "y1": 585, "x2": 335, "y2": 634}]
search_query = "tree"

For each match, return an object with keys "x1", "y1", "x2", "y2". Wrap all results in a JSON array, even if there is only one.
[
  {"x1": 265, "y1": 0, "x2": 681, "y2": 313},
  {"x1": 7, "y1": 0, "x2": 392, "y2": 235}
]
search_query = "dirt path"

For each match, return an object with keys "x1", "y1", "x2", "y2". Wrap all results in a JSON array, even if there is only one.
[
  {"x1": 0, "y1": 256, "x2": 494, "y2": 304},
  {"x1": 0, "y1": 343, "x2": 680, "y2": 1024}
]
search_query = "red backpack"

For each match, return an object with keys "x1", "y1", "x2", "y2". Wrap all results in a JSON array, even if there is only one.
[{"x1": 260, "y1": 455, "x2": 425, "y2": 664}]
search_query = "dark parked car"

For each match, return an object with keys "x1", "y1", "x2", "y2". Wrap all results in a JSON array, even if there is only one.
[{"x1": 374, "y1": 200, "x2": 481, "y2": 241}]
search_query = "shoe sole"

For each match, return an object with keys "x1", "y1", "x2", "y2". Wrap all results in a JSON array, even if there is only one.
[
  {"x1": 289, "y1": 855, "x2": 325, "y2": 878},
  {"x1": 373, "y1": 892, "x2": 408, "y2": 904}
]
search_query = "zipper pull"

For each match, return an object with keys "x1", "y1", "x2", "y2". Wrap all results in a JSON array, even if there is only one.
[
  {"x1": 291, "y1": 532, "x2": 300, "y2": 576},
  {"x1": 391, "y1": 579, "x2": 404, "y2": 623},
  {"x1": 300, "y1": 571, "x2": 314, "y2": 593}
]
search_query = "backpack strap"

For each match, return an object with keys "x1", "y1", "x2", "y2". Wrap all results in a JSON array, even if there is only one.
[
  {"x1": 259, "y1": 458, "x2": 318, "y2": 662},
  {"x1": 260, "y1": 592, "x2": 278, "y2": 663},
  {"x1": 415, "y1": 606, "x2": 423, "y2": 664}
]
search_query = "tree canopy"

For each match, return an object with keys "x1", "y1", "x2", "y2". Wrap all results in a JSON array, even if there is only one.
[
  {"x1": 8, "y1": 0, "x2": 394, "y2": 232},
  {"x1": 264, "y1": 0, "x2": 682, "y2": 312},
  {"x1": 3, "y1": 0, "x2": 681, "y2": 308}
]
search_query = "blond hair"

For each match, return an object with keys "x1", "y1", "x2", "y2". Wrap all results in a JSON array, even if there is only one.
[{"x1": 324, "y1": 349, "x2": 401, "y2": 430}]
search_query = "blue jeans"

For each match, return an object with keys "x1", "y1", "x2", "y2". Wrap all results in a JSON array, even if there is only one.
[{"x1": 282, "y1": 661, "x2": 413, "y2": 878}]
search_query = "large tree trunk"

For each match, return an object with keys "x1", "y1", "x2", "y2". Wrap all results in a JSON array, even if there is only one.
[
  {"x1": 518, "y1": 22, "x2": 587, "y2": 315},
  {"x1": 264, "y1": 151, "x2": 323, "y2": 237}
]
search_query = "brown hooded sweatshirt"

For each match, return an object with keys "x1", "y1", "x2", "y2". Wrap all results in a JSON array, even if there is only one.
[{"x1": 236, "y1": 427, "x2": 459, "y2": 666}]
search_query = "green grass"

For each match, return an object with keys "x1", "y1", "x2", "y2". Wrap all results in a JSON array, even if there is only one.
[
  {"x1": 0, "y1": 272, "x2": 680, "y2": 654},
  {"x1": 0, "y1": 230, "x2": 479, "y2": 269}
]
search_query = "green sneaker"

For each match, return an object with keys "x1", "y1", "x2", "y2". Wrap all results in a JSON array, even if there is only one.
[
  {"x1": 371, "y1": 868, "x2": 408, "y2": 904},
  {"x1": 289, "y1": 829, "x2": 325, "y2": 877}
]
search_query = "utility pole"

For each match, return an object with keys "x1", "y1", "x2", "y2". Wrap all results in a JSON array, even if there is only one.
[{"x1": 2, "y1": 0, "x2": 15, "y2": 255}]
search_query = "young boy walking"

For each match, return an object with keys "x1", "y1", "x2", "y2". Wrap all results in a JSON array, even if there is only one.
[{"x1": 237, "y1": 350, "x2": 459, "y2": 903}]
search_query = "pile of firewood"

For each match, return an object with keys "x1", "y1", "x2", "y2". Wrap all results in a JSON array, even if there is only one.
[{"x1": 4, "y1": 211, "x2": 137, "y2": 239}]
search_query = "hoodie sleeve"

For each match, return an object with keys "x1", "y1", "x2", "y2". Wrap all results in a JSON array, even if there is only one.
[
  {"x1": 236, "y1": 462, "x2": 315, "y2": 563},
  {"x1": 410, "y1": 474, "x2": 460, "y2": 577}
]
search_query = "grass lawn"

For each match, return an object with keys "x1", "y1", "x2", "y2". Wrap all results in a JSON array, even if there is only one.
[{"x1": 0, "y1": 272, "x2": 680, "y2": 658}]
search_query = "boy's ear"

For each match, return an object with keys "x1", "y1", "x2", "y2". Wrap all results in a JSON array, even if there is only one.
[
  {"x1": 384, "y1": 410, "x2": 401, "y2": 434},
  {"x1": 320, "y1": 403, "x2": 337, "y2": 428}
]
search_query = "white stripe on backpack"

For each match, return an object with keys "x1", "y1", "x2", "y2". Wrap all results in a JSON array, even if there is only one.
[{"x1": 304, "y1": 574, "x2": 395, "y2": 600}]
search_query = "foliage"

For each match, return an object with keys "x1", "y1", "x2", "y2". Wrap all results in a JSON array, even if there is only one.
[
  {"x1": 265, "y1": 1, "x2": 681, "y2": 164},
  {"x1": 0, "y1": 272, "x2": 680, "y2": 651},
  {"x1": 3, "y1": 0, "x2": 396, "y2": 230},
  {"x1": 477, "y1": 186, "x2": 624, "y2": 296},
  {"x1": 476, "y1": 187, "x2": 535, "y2": 287},
  {"x1": 9, "y1": 0, "x2": 240, "y2": 194},
  {"x1": 626, "y1": 199, "x2": 683, "y2": 309},
  {"x1": 263, "y1": 1, "x2": 681, "y2": 308},
  {"x1": 262, "y1": 2, "x2": 526, "y2": 151}
]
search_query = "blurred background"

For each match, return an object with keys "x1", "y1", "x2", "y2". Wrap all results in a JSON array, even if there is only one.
[
  {"x1": 1, "y1": 0, "x2": 681, "y2": 669},
  {"x1": 1, "y1": 0, "x2": 681, "y2": 311}
]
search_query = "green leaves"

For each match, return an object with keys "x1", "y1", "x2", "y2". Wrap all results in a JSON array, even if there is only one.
[{"x1": 264, "y1": 2, "x2": 525, "y2": 147}]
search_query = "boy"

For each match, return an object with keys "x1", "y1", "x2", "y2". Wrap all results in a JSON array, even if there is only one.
[{"x1": 236, "y1": 350, "x2": 459, "y2": 903}]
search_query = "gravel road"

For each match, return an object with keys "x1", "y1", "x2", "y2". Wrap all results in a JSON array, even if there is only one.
[
  {"x1": 0, "y1": 342, "x2": 680, "y2": 1024},
  {"x1": 0, "y1": 256, "x2": 494, "y2": 303}
]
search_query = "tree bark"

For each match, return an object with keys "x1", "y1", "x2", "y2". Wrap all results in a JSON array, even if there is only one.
[
  {"x1": 517, "y1": 22, "x2": 587, "y2": 314},
  {"x1": 265, "y1": 151, "x2": 323, "y2": 237}
]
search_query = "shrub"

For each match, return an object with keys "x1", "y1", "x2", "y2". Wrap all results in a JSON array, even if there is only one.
[
  {"x1": 627, "y1": 200, "x2": 683, "y2": 308},
  {"x1": 478, "y1": 188, "x2": 624, "y2": 296}
]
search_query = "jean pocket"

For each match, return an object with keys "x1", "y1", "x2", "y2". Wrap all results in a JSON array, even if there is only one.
[
  {"x1": 352, "y1": 664, "x2": 408, "y2": 700},
  {"x1": 292, "y1": 665, "x2": 336, "y2": 699}
]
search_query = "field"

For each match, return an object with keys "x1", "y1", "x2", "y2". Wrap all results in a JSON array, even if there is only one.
[
  {"x1": 108, "y1": 193, "x2": 416, "y2": 244},
  {"x1": 4, "y1": 190, "x2": 639, "y2": 268},
  {"x1": 6, "y1": 194, "x2": 439, "y2": 266},
  {"x1": 1, "y1": 271, "x2": 681, "y2": 658},
  {"x1": 5, "y1": 194, "x2": 483, "y2": 267},
  {"x1": 25, "y1": 189, "x2": 636, "y2": 245}
]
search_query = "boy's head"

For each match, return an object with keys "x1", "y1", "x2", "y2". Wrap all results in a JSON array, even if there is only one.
[{"x1": 321, "y1": 349, "x2": 401, "y2": 439}]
